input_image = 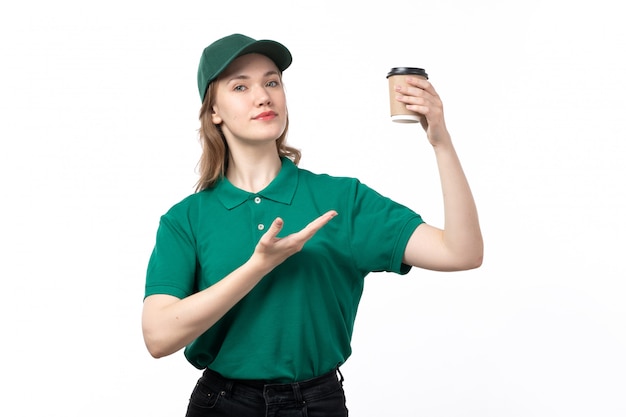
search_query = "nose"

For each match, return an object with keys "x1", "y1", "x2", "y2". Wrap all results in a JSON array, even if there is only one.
[{"x1": 254, "y1": 86, "x2": 271, "y2": 107}]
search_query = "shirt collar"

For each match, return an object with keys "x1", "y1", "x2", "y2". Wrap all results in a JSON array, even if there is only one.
[{"x1": 215, "y1": 157, "x2": 298, "y2": 209}]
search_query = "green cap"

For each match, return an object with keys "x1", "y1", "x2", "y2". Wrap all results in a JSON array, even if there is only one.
[{"x1": 197, "y1": 33, "x2": 292, "y2": 102}]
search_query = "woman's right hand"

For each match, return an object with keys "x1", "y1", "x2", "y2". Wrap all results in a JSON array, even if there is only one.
[{"x1": 250, "y1": 210, "x2": 338, "y2": 273}]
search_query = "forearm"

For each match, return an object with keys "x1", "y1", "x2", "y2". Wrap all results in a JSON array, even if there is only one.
[
  {"x1": 433, "y1": 137, "x2": 483, "y2": 267},
  {"x1": 142, "y1": 257, "x2": 271, "y2": 358}
]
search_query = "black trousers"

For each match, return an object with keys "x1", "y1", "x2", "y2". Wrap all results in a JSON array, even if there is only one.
[{"x1": 185, "y1": 367, "x2": 349, "y2": 417}]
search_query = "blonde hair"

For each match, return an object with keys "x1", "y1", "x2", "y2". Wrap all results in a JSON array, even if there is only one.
[{"x1": 194, "y1": 81, "x2": 301, "y2": 192}]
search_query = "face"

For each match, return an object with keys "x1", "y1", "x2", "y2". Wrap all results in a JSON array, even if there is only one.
[{"x1": 211, "y1": 53, "x2": 287, "y2": 148}]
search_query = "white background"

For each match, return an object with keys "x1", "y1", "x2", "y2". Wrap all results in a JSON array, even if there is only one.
[{"x1": 1, "y1": 1, "x2": 625, "y2": 416}]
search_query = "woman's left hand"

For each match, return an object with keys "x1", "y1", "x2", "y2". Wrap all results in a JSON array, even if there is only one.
[{"x1": 394, "y1": 77, "x2": 450, "y2": 146}]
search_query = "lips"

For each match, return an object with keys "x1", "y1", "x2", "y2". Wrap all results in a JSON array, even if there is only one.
[{"x1": 253, "y1": 111, "x2": 277, "y2": 120}]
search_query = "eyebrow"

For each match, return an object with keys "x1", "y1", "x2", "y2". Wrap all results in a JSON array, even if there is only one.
[{"x1": 227, "y1": 70, "x2": 280, "y2": 83}]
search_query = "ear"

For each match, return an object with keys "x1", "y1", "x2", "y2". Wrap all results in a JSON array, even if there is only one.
[{"x1": 211, "y1": 106, "x2": 222, "y2": 125}]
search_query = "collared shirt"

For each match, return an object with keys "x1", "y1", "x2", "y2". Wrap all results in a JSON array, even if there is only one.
[{"x1": 145, "y1": 157, "x2": 424, "y2": 382}]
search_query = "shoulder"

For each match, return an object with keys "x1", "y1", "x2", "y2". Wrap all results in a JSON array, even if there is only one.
[
  {"x1": 296, "y1": 165, "x2": 361, "y2": 190},
  {"x1": 297, "y1": 166, "x2": 389, "y2": 204},
  {"x1": 161, "y1": 188, "x2": 217, "y2": 220}
]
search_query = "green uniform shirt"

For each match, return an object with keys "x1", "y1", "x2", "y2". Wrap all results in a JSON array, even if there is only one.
[{"x1": 145, "y1": 157, "x2": 424, "y2": 382}]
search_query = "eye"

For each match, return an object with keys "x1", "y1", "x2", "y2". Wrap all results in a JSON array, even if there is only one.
[
  {"x1": 266, "y1": 80, "x2": 280, "y2": 87},
  {"x1": 233, "y1": 84, "x2": 247, "y2": 92}
]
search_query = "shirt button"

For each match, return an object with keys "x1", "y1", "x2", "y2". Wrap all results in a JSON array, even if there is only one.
[
  {"x1": 254, "y1": 196, "x2": 261, "y2": 204},
  {"x1": 257, "y1": 224, "x2": 265, "y2": 231}
]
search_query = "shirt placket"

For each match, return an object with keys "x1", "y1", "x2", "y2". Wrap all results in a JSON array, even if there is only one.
[{"x1": 250, "y1": 195, "x2": 269, "y2": 235}]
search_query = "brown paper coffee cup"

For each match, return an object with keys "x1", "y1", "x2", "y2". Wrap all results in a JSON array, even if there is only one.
[{"x1": 387, "y1": 67, "x2": 428, "y2": 123}]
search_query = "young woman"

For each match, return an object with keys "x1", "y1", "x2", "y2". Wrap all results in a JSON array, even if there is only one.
[{"x1": 142, "y1": 33, "x2": 483, "y2": 417}]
